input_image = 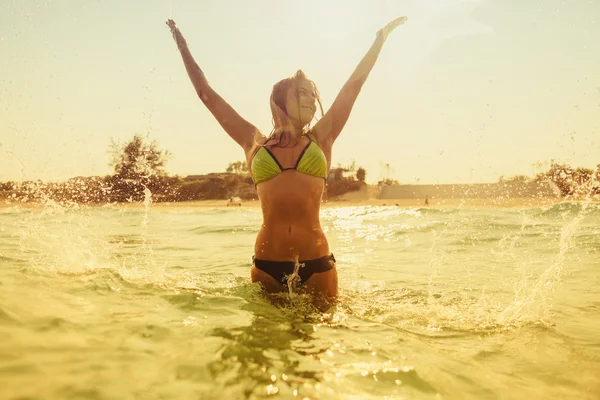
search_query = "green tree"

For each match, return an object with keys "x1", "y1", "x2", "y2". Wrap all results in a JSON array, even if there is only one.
[
  {"x1": 356, "y1": 167, "x2": 366, "y2": 182},
  {"x1": 534, "y1": 162, "x2": 595, "y2": 197},
  {"x1": 111, "y1": 135, "x2": 169, "y2": 179},
  {"x1": 226, "y1": 161, "x2": 249, "y2": 175},
  {"x1": 109, "y1": 135, "x2": 171, "y2": 201},
  {"x1": 348, "y1": 159, "x2": 357, "y2": 172}
]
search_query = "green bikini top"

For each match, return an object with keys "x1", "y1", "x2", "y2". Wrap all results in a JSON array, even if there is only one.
[{"x1": 251, "y1": 136, "x2": 328, "y2": 185}]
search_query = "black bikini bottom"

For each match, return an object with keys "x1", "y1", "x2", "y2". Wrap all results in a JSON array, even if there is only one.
[{"x1": 252, "y1": 254, "x2": 336, "y2": 286}]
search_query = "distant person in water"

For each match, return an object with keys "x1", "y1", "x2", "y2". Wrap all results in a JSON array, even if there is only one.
[
  {"x1": 166, "y1": 17, "x2": 407, "y2": 303},
  {"x1": 424, "y1": 195, "x2": 429, "y2": 206}
]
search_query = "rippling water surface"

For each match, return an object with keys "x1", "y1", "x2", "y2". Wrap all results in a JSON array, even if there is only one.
[{"x1": 0, "y1": 201, "x2": 599, "y2": 399}]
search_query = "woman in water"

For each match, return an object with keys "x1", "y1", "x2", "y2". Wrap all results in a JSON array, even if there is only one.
[{"x1": 167, "y1": 16, "x2": 406, "y2": 302}]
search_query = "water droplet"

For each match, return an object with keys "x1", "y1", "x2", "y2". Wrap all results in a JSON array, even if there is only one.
[{"x1": 266, "y1": 384, "x2": 278, "y2": 395}]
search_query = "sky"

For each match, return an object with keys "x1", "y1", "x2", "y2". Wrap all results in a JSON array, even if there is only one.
[{"x1": 0, "y1": 0, "x2": 599, "y2": 184}]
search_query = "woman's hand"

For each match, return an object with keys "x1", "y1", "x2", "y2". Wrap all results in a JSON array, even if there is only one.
[
  {"x1": 376, "y1": 16, "x2": 407, "y2": 42},
  {"x1": 166, "y1": 19, "x2": 187, "y2": 50}
]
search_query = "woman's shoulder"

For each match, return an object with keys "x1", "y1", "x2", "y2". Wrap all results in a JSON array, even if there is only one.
[
  {"x1": 256, "y1": 135, "x2": 272, "y2": 146},
  {"x1": 245, "y1": 133, "x2": 270, "y2": 159}
]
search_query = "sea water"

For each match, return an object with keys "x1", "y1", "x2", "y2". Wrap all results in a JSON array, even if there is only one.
[{"x1": 0, "y1": 202, "x2": 599, "y2": 399}]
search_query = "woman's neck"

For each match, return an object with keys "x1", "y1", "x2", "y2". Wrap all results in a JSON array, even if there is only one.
[{"x1": 271, "y1": 124, "x2": 306, "y2": 147}]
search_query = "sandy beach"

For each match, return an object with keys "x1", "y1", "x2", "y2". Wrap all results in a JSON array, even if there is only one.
[
  {"x1": 1, "y1": 197, "x2": 580, "y2": 209},
  {"x1": 150, "y1": 197, "x2": 586, "y2": 210}
]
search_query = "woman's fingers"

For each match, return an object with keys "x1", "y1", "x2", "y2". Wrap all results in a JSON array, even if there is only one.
[
  {"x1": 377, "y1": 16, "x2": 407, "y2": 41},
  {"x1": 166, "y1": 19, "x2": 177, "y2": 32},
  {"x1": 386, "y1": 16, "x2": 407, "y2": 32}
]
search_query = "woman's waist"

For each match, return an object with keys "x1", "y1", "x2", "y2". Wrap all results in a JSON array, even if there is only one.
[
  {"x1": 261, "y1": 211, "x2": 321, "y2": 227},
  {"x1": 254, "y1": 224, "x2": 329, "y2": 260}
]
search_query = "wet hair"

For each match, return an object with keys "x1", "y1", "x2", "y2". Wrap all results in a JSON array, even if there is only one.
[{"x1": 269, "y1": 70, "x2": 324, "y2": 137}]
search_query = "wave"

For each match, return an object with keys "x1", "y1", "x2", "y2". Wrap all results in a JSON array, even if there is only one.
[
  {"x1": 530, "y1": 201, "x2": 600, "y2": 218},
  {"x1": 188, "y1": 226, "x2": 258, "y2": 235},
  {"x1": 0, "y1": 254, "x2": 27, "y2": 263},
  {"x1": 339, "y1": 286, "x2": 555, "y2": 335}
]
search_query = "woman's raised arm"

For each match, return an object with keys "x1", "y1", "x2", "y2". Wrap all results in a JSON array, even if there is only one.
[
  {"x1": 312, "y1": 17, "x2": 407, "y2": 145},
  {"x1": 167, "y1": 20, "x2": 260, "y2": 151}
]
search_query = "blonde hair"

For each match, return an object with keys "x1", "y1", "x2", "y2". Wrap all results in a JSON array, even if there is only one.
[{"x1": 269, "y1": 70, "x2": 324, "y2": 139}]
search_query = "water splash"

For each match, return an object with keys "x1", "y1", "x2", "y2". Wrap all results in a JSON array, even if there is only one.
[
  {"x1": 141, "y1": 186, "x2": 152, "y2": 244},
  {"x1": 498, "y1": 200, "x2": 591, "y2": 325},
  {"x1": 286, "y1": 255, "x2": 304, "y2": 296}
]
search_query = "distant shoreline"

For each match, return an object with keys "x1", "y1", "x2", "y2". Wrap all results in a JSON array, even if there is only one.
[
  {"x1": 147, "y1": 197, "x2": 594, "y2": 210},
  {"x1": 2, "y1": 197, "x2": 596, "y2": 210}
]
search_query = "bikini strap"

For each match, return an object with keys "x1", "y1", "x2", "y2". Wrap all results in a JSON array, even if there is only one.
[
  {"x1": 262, "y1": 135, "x2": 275, "y2": 146},
  {"x1": 303, "y1": 131, "x2": 319, "y2": 145}
]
